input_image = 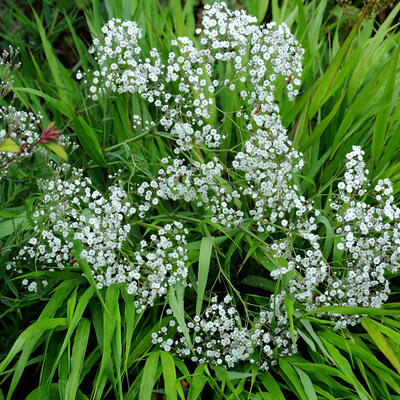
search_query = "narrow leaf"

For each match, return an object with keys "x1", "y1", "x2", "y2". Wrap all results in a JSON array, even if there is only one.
[
  {"x1": 139, "y1": 352, "x2": 159, "y2": 400},
  {"x1": 161, "y1": 352, "x2": 177, "y2": 400},
  {"x1": 196, "y1": 237, "x2": 213, "y2": 315},
  {"x1": 361, "y1": 318, "x2": 400, "y2": 374}
]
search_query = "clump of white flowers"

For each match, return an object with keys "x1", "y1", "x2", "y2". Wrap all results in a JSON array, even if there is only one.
[
  {"x1": 77, "y1": 2, "x2": 304, "y2": 228},
  {"x1": 268, "y1": 146, "x2": 400, "y2": 329},
  {"x1": 21, "y1": 0, "x2": 396, "y2": 370},
  {"x1": 0, "y1": 46, "x2": 74, "y2": 176},
  {"x1": 78, "y1": 2, "x2": 302, "y2": 141},
  {"x1": 253, "y1": 303, "x2": 298, "y2": 370},
  {"x1": 15, "y1": 166, "x2": 189, "y2": 311},
  {"x1": 16, "y1": 167, "x2": 135, "y2": 289},
  {"x1": 137, "y1": 156, "x2": 243, "y2": 227},
  {"x1": 75, "y1": 1, "x2": 309, "y2": 368},
  {"x1": 0, "y1": 46, "x2": 20, "y2": 99},
  {"x1": 153, "y1": 294, "x2": 297, "y2": 370},
  {"x1": 126, "y1": 221, "x2": 189, "y2": 312},
  {"x1": 153, "y1": 295, "x2": 255, "y2": 368},
  {"x1": 320, "y1": 146, "x2": 400, "y2": 328},
  {"x1": 0, "y1": 105, "x2": 43, "y2": 161},
  {"x1": 233, "y1": 110, "x2": 309, "y2": 232},
  {"x1": 0, "y1": 47, "x2": 45, "y2": 174}
]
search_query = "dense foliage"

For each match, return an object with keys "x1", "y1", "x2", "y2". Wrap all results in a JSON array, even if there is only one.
[{"x1": 1, "y1": 0, "x2": 400, "y2": 399}]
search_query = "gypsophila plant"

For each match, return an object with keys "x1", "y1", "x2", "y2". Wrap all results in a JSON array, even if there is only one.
[
  {"x1": 7, "y1": 1, "x2": 400, "y2": 376},
  {"x1": 0, "y1": 47, "x2": 72, "y2": 176},
  {"x1": 154, "y1": 294, "x2": 297, "y2": 370},
  {"x1": 73, "y1": 1, "x2": 312, "y2": 369},
  {"x1": 13, "y1": 165, "x2": 191, "y2": 312},
  {"x1": 154, "y1": 295, "x2": 255, "y2": 368}
]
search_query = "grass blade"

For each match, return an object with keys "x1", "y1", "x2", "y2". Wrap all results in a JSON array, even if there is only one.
[
  {"x1": 371, "y1": 43, "x2": 400, "y2": 168},
  {"x1": 361, "y1": 318, "x2": 400, "y2": 374},
  {"x1": 195, "y1": 237, "x2": 213, "y2": 315},
  {"x1": 139, "y1": 352, "x2": 159, "y2": 400},
  {"x1": 65, "y1": 318, "x2": 91, "y2": 400},
  {"x1": 160, "y1": 352, "x2": 177, "y2": 400}
]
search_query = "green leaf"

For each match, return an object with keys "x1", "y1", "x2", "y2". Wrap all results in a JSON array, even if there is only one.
[
  {"x1": 0, "y1": 215, "x2": 27, "y2": 239},
  {"x1": 247, "y1": 0, "x2": 269, "y2": 23},
  {"x1": 122, "y1": 289, "x2": 138, "y2": 372},
  {"x1": 73, "y1": 115, "x2": 106, "y2": 167},
  {"x1": 308, "y1": 10, "x2": 363, "y2": 119},
  {"x1": 196, "y1": 237, "x2": 213, "y2": 315},
  {"x1": 32, "y1": 10, "x2": 75, "y2": 106},
  {"x1": 168, "y1": 284, "x2": 192, "y2": 350},
  {"x1": 50, "y1": 287, "x2": 94, "y2": 381},
  {"x1": 307, "y1": 305, "x2": 400, "y2": 317},
  {"x1": 301, "y1": 90, "x2": 346, "y2": 152},
  {"x1": 259, "y1": 372, "x2": 285, "y2": 400},
  {"x1": 161, "y1": 352, "x2": 177, "y2": 400},
  {"x1": 95, "y1": 284, "x2": 120, "y2": 398},
  {"x1": 322, "y1": 340, "x2": 373, "y2": 400},
  {"x1": 371, "y1": 42, "x2": 400, "y2": 168},
  {"x1": 13, "y1": 87, "x2": 74, "y2": 119},
  {"x1": 361, "y1": 318, "x2": 400, "y2": 374},
  {"x1": 188, "y1": 365, "x2": 207, "y2": 400},
  {"x1": 347, "y1": 2, "x2": 400, "y2": 102},
  {"x1": 139, "y1": 352, "x2": 159, "y2": 400},
  {"x1": 284, "y1": 296, "x2": 296, "y2": 344},
  {"x1": 279, "y1": 358, "x2": 308, "y2": 400},
  {"x1": 0, "y1": 319, "x2": 67, "y2": 375},
  {"x1": 44, "y1": 142, "x2": 68, "y2": 161},
  {"x1": 293, "y1": 367, "x2": 318, "y2": 400},
  {"x1": 25, "y1": 384, "x2": 61, "y2": 400},
  {"x1": 242, "y1": 275, "x2": 275, "y2": 292},
  {"x1": 171, "y1": 0, "x2": 185, "y2": 36},
  {"x1": 0, "y1": 138, "x2": 20, "y2": 153},
  {"x1": 65, "y1": 318, "x2": 91, "y2": 400}
]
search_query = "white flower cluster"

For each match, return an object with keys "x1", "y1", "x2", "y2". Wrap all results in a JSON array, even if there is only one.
[
  {"x1": 269, "y1": 216, "x2": 329, "y2": 310},
  {"x1": 268, "y1": 147, "x2": 400, "y2": 329},
  {"x1": 137, "y1": 156, "x2": 243, "y2": 227},
  {"x1": 171, "y1": 122, "x2": 223, "y2": 153},
  {"x1": 125, "y1": 221, "x2": 189, "y2": 312},
  {"x1": 16, "y1": 166, "x2": 189, "y2": 311},
  {"x1": 198, "y1": 2, "x2": 303, "y2": 101},
  {"x1": 78, "y1": 0, "x2": 305, "y2": 231},
  {"x1": 233, "y1": 111, "x2": 308, "y2": 232},
  {"x1": 321, "y1": 146, "x2": 400, "y2": 327},
  {"x1": 77, "y1": 2, "x2": 307, "y2": 367},
  {"x1": 253, "y1": 303, "x2": 298, "y2": 370},
  {"x1": 0, "y1": 47, "x2": 43, "y2": 172},
  {"x1": 0, "y1": 106, "x2": 44, "y2": 170},
  {"x1": 153, "y1": 295, "x2": 254, "y2": 368},
  {"x1": 16, "y1": 168, "x2": 134, "y2": 286},
  {"x1": 80, "y1": 2, "x2": 302, "y2": 147},
  {"x1": 0, "y1": 47, "x2": 74, "y2": 175},
  {"x1": 0, "y1": 46, "x2": 20, "y2": 99},
  {"x1": 132, "y1": 114, "x2": 155, "y2": 131},
  {"x1": 153, "y1": 294, "x2": 296, "y2": 370}
]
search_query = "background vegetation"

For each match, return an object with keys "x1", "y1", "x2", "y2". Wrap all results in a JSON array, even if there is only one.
[{"x1": 1, "y1": 0, "x2": 400, "y2": 398}]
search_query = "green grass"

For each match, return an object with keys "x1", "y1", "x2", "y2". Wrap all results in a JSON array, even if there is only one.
[{"x1": 0, "y1": 0, "x2": 400, "y2": 399}]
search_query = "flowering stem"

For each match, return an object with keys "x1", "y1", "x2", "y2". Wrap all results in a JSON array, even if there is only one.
[
  {"x1": 238, "y1": 225, "x2": 267, "y2": 244},
  {"x1": 105, "y1": 130, "x2": 156, "y2": 152}
]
